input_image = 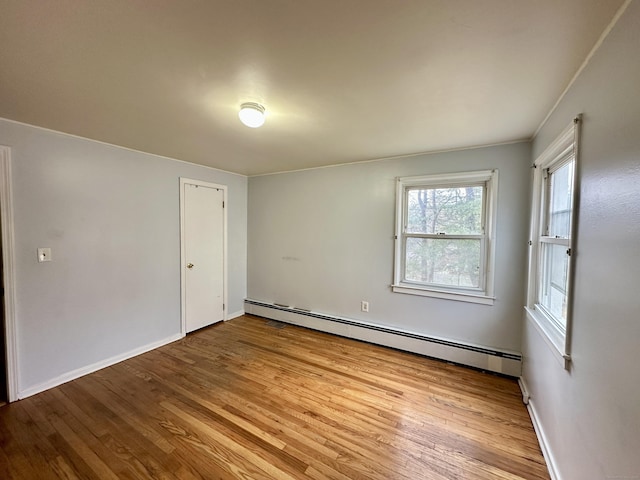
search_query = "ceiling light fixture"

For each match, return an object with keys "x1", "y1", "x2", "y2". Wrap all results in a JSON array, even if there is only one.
[{"x1": 238, "y1": 102, "x2": 266, "y2": 128}]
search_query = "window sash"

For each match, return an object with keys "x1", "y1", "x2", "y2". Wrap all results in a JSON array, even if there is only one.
[
  {"x1": 401, "y1": 235, "x2": 486, "y2": 291},
  {"x1": 542, "y1": 158, "x2": 575, "y2": 239},
  {"x1": 537, "y1": 241, "x2": 571, "y2": 331},
  {"x1": 403, "y1": 182, "x2": 487, "y2": 236}
]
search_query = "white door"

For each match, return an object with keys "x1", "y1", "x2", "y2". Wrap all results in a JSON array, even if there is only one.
[{"x1": 182, "y1": 181, "x2": 225, "y2": 333}]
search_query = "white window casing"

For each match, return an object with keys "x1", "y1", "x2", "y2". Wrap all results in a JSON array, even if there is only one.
[
  {"x1": 526, "y1": 115, "x2": 581, "y2": 370},
  {"x1": 392, "y1": 170, "x2": 498, "y2": 305}
]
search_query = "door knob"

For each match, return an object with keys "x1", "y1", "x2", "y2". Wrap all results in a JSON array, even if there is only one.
[{"x1": 187, "y1": 263, "x2": 194, "y2": 269}]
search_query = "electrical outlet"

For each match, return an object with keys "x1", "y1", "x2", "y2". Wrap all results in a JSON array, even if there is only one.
[{"x1": 361, "y1": 301, "x2": 369, "y2": 312}]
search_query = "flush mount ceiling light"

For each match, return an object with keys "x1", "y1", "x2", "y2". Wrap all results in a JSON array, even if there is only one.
[{"x1": 238, "y1": 102, "x2": 266, "y2": 128}]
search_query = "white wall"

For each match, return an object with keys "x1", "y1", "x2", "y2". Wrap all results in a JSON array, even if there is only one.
[
  {"x1": 0, "y1": 119, "x2": 247, "y2": 396},
  {"x1": 248, "y1": 142, "x2": 531, "y2": 352},
  {"x1": 522, "y1": 2, "x2": 640, "y2": 478}
]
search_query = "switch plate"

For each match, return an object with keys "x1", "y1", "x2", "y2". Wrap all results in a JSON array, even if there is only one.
[
  {"x1": 37, "y1": 248, "x2": 52, "y2": 262},
  {"x1": 361, "y1": 301, "x2": 369, "y2": 312}
]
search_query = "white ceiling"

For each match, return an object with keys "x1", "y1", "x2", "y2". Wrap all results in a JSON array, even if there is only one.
[{"x1": 0, "y1": 0, "x2": 625, "y2": 175}]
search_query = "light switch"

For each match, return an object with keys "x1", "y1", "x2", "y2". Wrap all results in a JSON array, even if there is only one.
[{"x1": 37, "y1": 248, "x2": 52, "y2": 262}]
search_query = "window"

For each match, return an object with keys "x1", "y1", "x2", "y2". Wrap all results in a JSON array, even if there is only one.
[
  {"x1": 539, "y1": 161, "x2": 574, "y2": 328},
  {"x1": 526, "y1": 116, "x2": 580, "y2": 366},
  {"x1": 393, "y1": 170, "x2": 498, "y2": 305}
]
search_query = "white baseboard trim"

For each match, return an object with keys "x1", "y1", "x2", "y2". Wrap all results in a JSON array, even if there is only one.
[
  {"x1": 518, "y1": 377, "x2": 561, "y2": 480},
  {"x1": 245, "y1": 299, "x2": 521, "y2": 376},
  {"x1": 226, "y1": 309, "x2": 245, "y2": 321},
  {"x1": 18, "y1": 332, "x2": 184, "y2": 400}
]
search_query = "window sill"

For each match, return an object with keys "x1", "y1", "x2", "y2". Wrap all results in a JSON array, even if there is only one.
[
  {"x1": 525, "y1": 306, "x2": 570, "y2": 369},
  {"x1": 392, "y1": 284, "x2": 495, "y2": 305}
]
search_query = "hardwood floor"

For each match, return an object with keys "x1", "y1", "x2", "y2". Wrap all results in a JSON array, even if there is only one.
[{"x1": 0, "y1": 315, "x2": 549, "y2": 479}]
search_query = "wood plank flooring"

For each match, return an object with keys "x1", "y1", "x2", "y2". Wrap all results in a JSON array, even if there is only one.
[{"x1": 0, "y1": 315, "x2": 549, "y2": 479}]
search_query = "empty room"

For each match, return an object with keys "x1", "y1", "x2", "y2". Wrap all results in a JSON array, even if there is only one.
[{"x1": 0, "y1": 1, "x2": 638, "y2": 479}]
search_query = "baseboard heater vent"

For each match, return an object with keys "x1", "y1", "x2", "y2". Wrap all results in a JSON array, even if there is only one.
[{"x1": 244, "y1": 299, "x2": 522, "y2": 377}]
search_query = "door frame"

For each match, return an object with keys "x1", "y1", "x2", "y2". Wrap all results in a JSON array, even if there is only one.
[
  {"x1": 0, "y1": 146, "x2": 18, "y2": 402},
  {"x1": 179, "y1": 178, "x2": 228, "y2": 336}
]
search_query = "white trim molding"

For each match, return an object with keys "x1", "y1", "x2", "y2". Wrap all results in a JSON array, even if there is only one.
[
  {"x1": 19, "y1": 333, "x2": 182, "y2": 400},
  {"x1": 518, "y1": 377, "x2": 561, "y2": 480},
  {"x1": 525, "y1": 307, "x2": 567, "y2": 367},
  {"x1": 0, "y1": 146, "x2": 18, "y2": 402},
  {"x1": 391, "y1": 284, "x2": 495, "y2": 305},
  {"x1": 226, "y1": 310, "x2": 245, "y2": 321},
  {"x1": 245, "y1": 299, "x2": 522, "y2": 376}
]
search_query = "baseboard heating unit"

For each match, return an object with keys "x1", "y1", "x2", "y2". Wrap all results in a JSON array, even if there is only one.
[{"x1": 244, "y1": 299, "x2": 522, "y2": 377}]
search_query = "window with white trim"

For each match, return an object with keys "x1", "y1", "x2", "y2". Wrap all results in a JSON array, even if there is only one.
[
  {"x1": 393, "y1": 170, "x2": 498, "y2": 305},
  {"x1": 526, "y1": 116, "x2": 580, "y2": 365}
]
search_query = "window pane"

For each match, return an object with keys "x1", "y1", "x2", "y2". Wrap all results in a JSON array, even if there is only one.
[
  {"x1": 405, "y1": 238, "x2": 481, "y2": 288},
  {"x1": 406, "y1": 186, "x2": 483, "y2": 235},
  {"x1": 539, "y1": 243, "x2": 569, "y2": 329},
  {"x1": 548, "y1": 161, "x2": 574, "y2": 238}
]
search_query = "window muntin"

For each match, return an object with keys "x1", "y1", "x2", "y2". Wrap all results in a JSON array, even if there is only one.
[{"x1": 393, "y1": 171, "x2": 497, "y2": 304}]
